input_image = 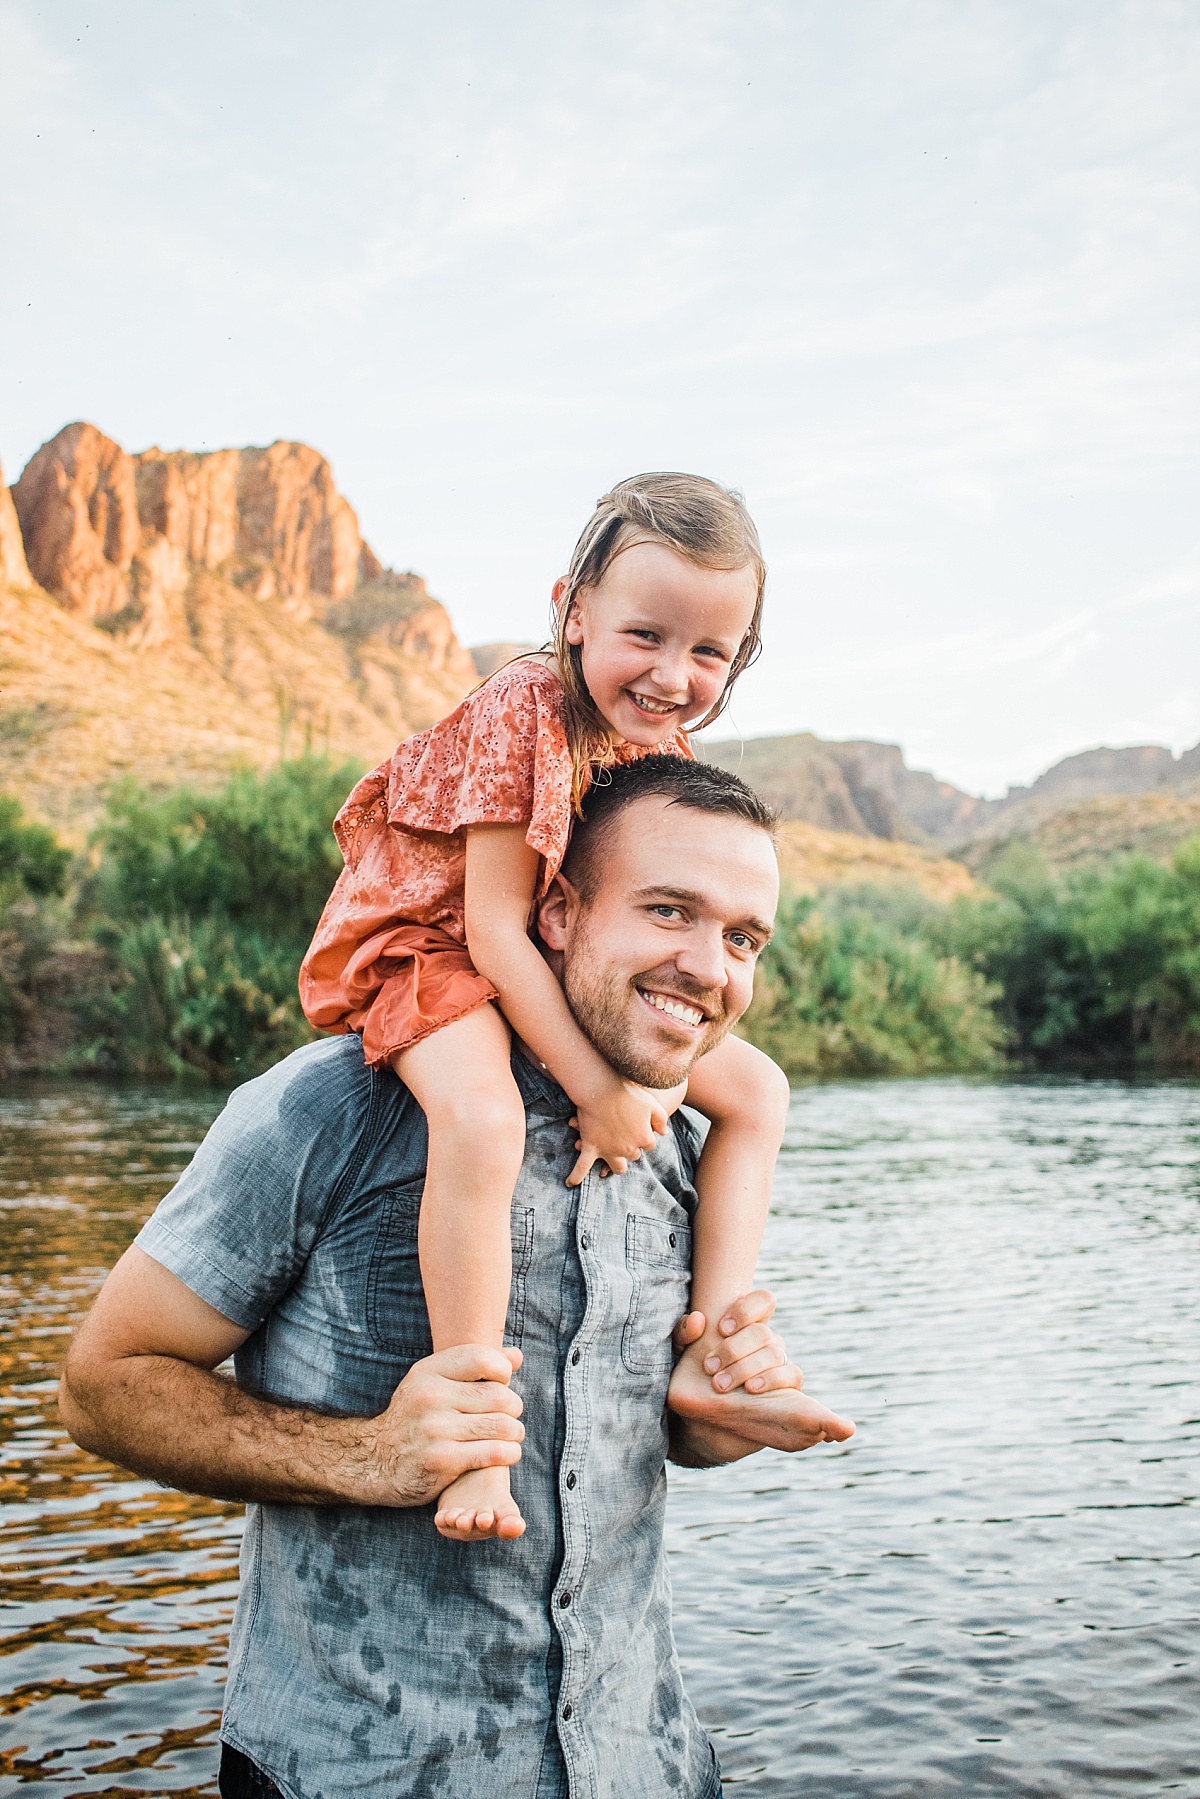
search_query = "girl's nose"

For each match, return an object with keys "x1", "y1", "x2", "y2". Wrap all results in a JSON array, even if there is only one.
[{"x1": 649, "y1": 651, "x2": 691, "y2": 698}]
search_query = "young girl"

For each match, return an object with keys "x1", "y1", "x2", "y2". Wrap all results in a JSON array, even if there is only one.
[{"x1": 300, "y1": 473, "x2": 793, "y2": 1541}]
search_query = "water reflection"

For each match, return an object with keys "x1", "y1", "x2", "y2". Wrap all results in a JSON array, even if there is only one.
[
  {"x1": 1, "y1": 1086, "x2": 234, "y2": 1795},
  {"x1": 670, "y1": 1078, "x2": 1200, "y2": 1796},
  {"x1": 1, "y1": 1077, "x2": 1198, "y2": 1796}
]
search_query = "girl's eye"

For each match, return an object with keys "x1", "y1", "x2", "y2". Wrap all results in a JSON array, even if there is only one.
[
  {"x1": 628, "y1": 629, "x2": 659, "y2": 643},
  {"x1": 694, "y1": 645, "x2": 729, "y2": 662}
]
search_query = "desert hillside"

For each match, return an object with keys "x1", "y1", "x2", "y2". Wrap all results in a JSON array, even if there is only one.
[
  {"x1": 700, "y1": 731, "x2": 1000, "y2": 845},
  {"x1": 775, "y1": 820, "x2": 977, "y2": 900},
  {"x1": 954, "y1": 791, "x2": 1200, "y2": 874},
  {"x1": 1, "y1": 423, "x2": 477, "y2": 831},
  {"x1": 702, "y1": 729, "x2": 1200, "y2": 869}
]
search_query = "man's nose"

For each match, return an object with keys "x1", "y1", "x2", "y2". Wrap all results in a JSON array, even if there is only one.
[{"x1": 673, "y1": 928, "x2": 728, "y2": 990}]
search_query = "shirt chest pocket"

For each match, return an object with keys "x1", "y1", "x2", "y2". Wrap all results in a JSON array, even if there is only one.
[
  {"x1": 366, "y1": 1180, "x2": 536, "y2": 1359},
  {"x1": 621, "y1": 1212, "x2": 693, "y2": 1378}
]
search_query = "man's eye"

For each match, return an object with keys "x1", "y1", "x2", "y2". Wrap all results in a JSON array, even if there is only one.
[
  {"x1": 651, "y1": 905, "x2": 682, "y2": 920},
  {"x1": 727, "y1": 931, "x2": 756, "y2": 952}
]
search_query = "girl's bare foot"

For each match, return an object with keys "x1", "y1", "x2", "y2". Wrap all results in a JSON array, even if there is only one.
[
  {"x1": 434, "y1": 1464, "x2": 526, "y2": 1541},
  {"x1": 669, "y1": 1342, "x2": 854, "y2": 1449}
]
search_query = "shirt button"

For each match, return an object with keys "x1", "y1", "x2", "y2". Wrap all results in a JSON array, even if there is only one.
[
  {"x1": 571, "y1": 1349, "x2": 581, "y2": 1365},
  {"x1": 580, "y1": 1233, "x2": 590, "y2": 1249},
  {"x1": 565, "y1": 1471, "x2": 577, "y2": 1489},
  {"x1": 669, "y1": 1231, "x2": 676, "y2": 1247},
  {"x1": 558, "y1": 1590, "x2": 572, "y2": 1607},
  {"x1": 562, "y1": 1702, "x2": 574, "y2": 1721}
]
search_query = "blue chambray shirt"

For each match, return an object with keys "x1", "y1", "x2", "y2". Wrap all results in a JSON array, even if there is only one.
[{"x1": 136, "y1": 1035, "x2": 722, "y2": 1799}]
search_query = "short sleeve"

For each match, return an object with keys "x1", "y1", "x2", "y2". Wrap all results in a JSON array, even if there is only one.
[
  {"x1": 385, "y1": 663, "x2": 575, "y2": 873},
  {"x1": 135, "y1": 1039, "x2": 373, "y2": 1329}
]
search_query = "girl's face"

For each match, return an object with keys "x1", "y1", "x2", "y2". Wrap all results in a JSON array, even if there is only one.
[{"x1": 557, "y1": 539, "x2": 758, "y2": 746}]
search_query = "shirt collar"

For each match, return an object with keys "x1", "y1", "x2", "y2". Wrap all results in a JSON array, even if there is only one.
[{"x1": 511, "y1": 1041, "x2": 574, "y2": 1119}]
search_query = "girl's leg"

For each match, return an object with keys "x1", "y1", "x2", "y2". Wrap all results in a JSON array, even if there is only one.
[
  {"x1": 679, "y1": 1034, "x2": 791, "y2": 1360},
  {"x1": 394, "y1": 1003, "x2": 527, "y2": 1541},
  {"x1": 674, "y1": 1040, "x2": 854, "y2": 1444}
]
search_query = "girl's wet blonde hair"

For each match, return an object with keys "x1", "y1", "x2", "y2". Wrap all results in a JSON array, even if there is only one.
[{"x1": 551, "y1": 471, "x2": 766, "y2": 812}]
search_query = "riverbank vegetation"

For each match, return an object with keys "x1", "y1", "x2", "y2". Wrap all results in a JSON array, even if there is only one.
[{"x1": 2, "y1": 764, "x2": 1199, "y2": 1081}]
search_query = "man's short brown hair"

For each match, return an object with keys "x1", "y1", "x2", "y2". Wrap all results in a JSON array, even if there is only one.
[{"x1": 561, "y1": 755, "x2": 778, "y2": 903}]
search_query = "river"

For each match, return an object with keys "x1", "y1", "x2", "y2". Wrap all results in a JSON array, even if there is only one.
[{"x1": 1, "y1": 1077, "x2": 1197, "y2": 1796}]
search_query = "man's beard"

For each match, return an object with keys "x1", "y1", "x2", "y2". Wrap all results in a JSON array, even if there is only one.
[{"x1": 561, "y1": 926, "x2": 732, "y2": 1089}]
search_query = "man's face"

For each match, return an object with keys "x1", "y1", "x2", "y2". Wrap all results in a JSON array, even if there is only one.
[{"x1": 539, "y1": 795, "x2": 779, "y2": 1088}]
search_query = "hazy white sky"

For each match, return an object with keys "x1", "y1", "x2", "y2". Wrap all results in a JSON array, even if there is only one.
[{"x1": 2, "y1": 0, "x2": 1197, "y2": 795}]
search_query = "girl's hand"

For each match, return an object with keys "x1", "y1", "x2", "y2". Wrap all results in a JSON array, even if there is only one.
[{"x1": 567, "y1": 1076, "x2": 675, "y2": 1187}]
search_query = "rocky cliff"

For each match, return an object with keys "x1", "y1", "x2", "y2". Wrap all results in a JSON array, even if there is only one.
[
  {"x1": 1, "y1": 423, "x2": 477, "y2": 829},
  {"x1": 700, "y1": 733, "x2": 1004, "y2": 845}
]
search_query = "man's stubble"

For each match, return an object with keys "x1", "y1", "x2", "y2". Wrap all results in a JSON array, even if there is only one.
[{"x1": 560, "y1": 916, "x2": 734, "y2": 1090}]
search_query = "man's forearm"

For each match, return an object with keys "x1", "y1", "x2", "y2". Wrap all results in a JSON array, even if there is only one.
[{"x1": 60, "y1": 1354, "x2": 428, "y2": 1507}]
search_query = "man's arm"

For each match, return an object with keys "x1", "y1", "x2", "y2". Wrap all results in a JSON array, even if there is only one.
[{"x1": 59, "y1": 1245, "x2": 525, "y2": 1507}]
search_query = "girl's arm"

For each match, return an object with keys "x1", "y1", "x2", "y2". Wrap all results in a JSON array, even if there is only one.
[{"x1": 464, "y1": 824, "x2": 669, "y2": 1182}]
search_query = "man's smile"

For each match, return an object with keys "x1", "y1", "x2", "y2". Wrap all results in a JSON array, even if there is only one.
[{"x1": 637, "y1": 986, "x2": 710, "y2": 1030}]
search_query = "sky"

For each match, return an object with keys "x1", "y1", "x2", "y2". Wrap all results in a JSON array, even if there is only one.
[{"x1": 2, "y1": 0, "x2": 1197, "y2": 797}]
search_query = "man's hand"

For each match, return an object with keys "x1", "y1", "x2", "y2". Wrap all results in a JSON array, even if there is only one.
[
  {"x1": 351, "y1": 1346, "x2": 526, "y2": 1508},
  {"x1": 60, "y1": 1245, "x2": 525, "y2": 1509},
  {"x1": 667, "y1": 1290, "x2": 855, "y2": 1467}
]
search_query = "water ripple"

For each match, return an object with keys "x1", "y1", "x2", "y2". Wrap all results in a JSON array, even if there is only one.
[{"x1": 2, "y1": 1076, "x2": 1198, "y2": 1794}]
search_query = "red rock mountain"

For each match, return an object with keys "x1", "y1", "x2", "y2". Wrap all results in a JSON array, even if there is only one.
[
  {"x1": 0, "y1": 459, "x2": 32, "y2": 588},
  {"x1": 1, "y1": 423, "x2": 478, "y2": 829}
]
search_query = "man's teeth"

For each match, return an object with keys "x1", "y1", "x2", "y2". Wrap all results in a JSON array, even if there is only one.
[
  {"x1": 629, "y1": 693, "x2": 677, "y2": 715},
  {"x1": 644, "y1": 992, "x2": 703, "y2": 1027}
]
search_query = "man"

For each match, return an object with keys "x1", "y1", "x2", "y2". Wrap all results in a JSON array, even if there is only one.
[{"x1": 60, "y1": 757, "x2": 853, "y2": 1799}]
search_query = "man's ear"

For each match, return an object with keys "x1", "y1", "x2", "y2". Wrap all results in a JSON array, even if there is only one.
[{"x1": 536, "y1": 871, "x2": 578, "y2": 952}]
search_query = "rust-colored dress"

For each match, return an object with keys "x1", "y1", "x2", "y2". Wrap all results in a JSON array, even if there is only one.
[{"x1": 299, "y1": 659, "x2": 692, "y2": 1067}]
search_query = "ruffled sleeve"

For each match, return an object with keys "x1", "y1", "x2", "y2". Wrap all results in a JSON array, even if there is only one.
[
  {"x1": 331, "y1": 763, "x2": 390, "y2": 873},
  {"x1": 384, "y1": 662, "x2": 575, "y2": 880}
]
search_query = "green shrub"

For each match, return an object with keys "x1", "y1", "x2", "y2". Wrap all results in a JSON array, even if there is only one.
[
  {"x1": 937, "y1": 836, "x2": 1200, "y2": 1068},
  {"x1": 75, "y1": 757, "x2": 362, "y2": 1079},
  {"x1": 72, "y1": 916, "x2": 315, "y2": 1080},
  {"x1": 85, "y1": 758, "x2": 360, "y2": 948},
  {"x1": 0, "y1": 794, "x2": 69, "y2": 905},
  {"x1": 0, "y1": 795, "x2": 72, "y2": 1058},
  {"x1": 741, "y1": 889, "x2": 1005, "y2": 1079}
]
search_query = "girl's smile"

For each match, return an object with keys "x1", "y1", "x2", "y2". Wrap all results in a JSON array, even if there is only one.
[{"x1": 556, "y1": 539, "x2": 759, "y2": 747}]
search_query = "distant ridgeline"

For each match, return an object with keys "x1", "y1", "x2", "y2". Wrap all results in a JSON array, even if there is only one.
[
  {"x1": 0, "y1": 422, "x2": 481, "y2": 830},
  {"x1": 700, "y1": 733, "x2": 1200, "y2": 874}
]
